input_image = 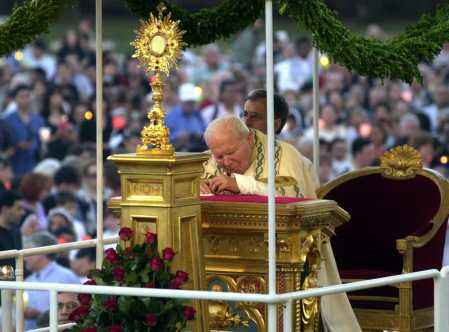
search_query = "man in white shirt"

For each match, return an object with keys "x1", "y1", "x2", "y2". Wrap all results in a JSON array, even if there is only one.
[{"x1": 24, "y1": 232, "x2": 80, "y2": 330}]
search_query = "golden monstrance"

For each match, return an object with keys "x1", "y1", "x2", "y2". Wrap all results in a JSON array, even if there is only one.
[{"x1": 131, "y1": 5, "x2": 185, "y2": 157}]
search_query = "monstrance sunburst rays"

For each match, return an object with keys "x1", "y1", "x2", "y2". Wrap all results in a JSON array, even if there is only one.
[{"x1": 131, "y1": 5, "x2": 185, "y2": 157}]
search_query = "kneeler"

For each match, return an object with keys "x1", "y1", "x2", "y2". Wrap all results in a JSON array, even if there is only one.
[{"x1": 201, "y1": 194, "x2": 361, "y2": 332}]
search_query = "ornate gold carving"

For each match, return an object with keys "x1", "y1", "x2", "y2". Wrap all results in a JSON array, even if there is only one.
[
  {"x1": 204, "y1": 234, "x2": 265, "y2": 258},
  {"x1": 380, "y1": 145, "x2": 423, "y2": 179},
  {"x1": 127, "y1": 181, "x2": 163, "y2": 199},
  {"x1": 131, "y1": 5, "x2": 185, "y2": 157},
  {"x1": 207, "y1": 277, "x2": 250, "y2": 329}
]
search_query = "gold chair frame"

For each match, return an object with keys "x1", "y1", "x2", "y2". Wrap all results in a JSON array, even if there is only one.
[{"x1": 317, "y1": 145, "x2": 449, "y2": 332}]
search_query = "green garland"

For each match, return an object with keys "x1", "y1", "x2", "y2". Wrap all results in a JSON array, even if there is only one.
[
  {"x1": 0, "y1": 0, "x2": 70, "y2": 57},
  {"x1": 281, "y1": 0, "x2": 449, "y2": 83},
  {"x1": 124, "y1": 0, "x2": 264, "y2": 47},
  {"x1": 2, "y1": 0, "x2": 449, "y2": 83}
]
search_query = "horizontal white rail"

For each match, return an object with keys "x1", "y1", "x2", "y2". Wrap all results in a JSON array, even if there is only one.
[
  {"x1": 28, "y1": 323, "x2": 75, "y2": 332},
  {"x1": 0, "y1": 269, "x2": 442, "y2": 304},
  {"x1": 0, "y1": 236, "x2": 119, "y2": 260},
  {"x1": 276, "y1": 269, "x2": 440, "y2": 301},
  {"x1": 1, "y1": 268, "x2": 448, "y2": 332}
]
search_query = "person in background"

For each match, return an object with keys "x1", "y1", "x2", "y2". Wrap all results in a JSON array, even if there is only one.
[
  {"x1": 240, "y1": 89, "x2": 289, "y2": 135},
  {"x1": 351, "y1": 138, "x2": 376, "y2": 170},
  {"x1": 330, "y1": 138, "x2": 352, "y2": 176},
  {"x1": 0, "y1": 190, "x2": 24, "y2": 268},
  {"x1": 58, "y1": 292, "x2": 79, "y2": 326},
  {"x1": 23, "y1": 232, "x2": 80, "y2": 330},
  {"x1": 0, "y1": 158, "x2": 14, "y2": 195},
  {"x1": 4, "y1": 84, "x2": 45, "y2": 177},
  {"x1": 165, "y1": 83, "x2": 206, "y2": 152},
  {"x1": 19, "y1": 172, "x2": 51, "y2": 236},
  {"x1": 70, "y1": 247, "x2": 96, "y2": 282},
  {"x1": 201, "y1": 79, "x2": 243, "y2": 125}
]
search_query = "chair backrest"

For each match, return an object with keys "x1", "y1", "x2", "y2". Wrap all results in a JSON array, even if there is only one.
[{"x1": 317, "y1": 146, "x2": 449, "y2": 275}]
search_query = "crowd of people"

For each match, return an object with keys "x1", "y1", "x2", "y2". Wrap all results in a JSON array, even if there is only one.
[{"x1": 0, "y1": 17, "x2": 449, "y2": 329}]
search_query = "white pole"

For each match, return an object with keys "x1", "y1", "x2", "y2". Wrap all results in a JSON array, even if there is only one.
[
  {"x1": 312, "y1": 48, "x2": 320, "y2": 175},
  {"x1": 435, "y1": 267, "x2": 449, "y2": 332},
  {"x1": 15, "y1": 255, "x2": 24, "y2": 332},
  {"x1": 282, "y1": 300, "x2": 293, "y2": 332},
  {"x1": 95, "y1": 0, "x2": 104, "y2": 269},
  {"x1": 265, "y1": 1, "x2": 277, "y2": 330},
  {"x1": 1, "y1": 289, "x2": 13, "y2": 332},
  {"x1": 49, "y1": 290, "x2": 58, "y2": 332}
]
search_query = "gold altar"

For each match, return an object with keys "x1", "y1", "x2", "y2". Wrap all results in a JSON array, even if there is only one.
[{"x1": 202, "y1": 198, "x2": 349, "y2": 332}]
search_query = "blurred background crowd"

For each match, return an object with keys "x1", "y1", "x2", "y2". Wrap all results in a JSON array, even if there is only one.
[{"x1": 1, "y1": 10, "x2": 449, "y2": 328}]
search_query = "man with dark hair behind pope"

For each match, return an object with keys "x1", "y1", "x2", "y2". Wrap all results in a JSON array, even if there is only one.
[{"x1": 200, "y1": 116, "x2": 361, "y2": 332}]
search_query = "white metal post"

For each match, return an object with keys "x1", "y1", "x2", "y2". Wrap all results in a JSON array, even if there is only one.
[
  {"x1": 15, "y1": 255, "x2": 24, "y2": 332},
  {"x1": 95, "y1": 0, "x2": 104, "y2": 269},
  {"x1": 49, "y1": 290, "x2": 58, "y2": 332},
  {"x1": 1, "y1": 289, "x2": 13, "y2": 332},
  {"x1": 312, "y1": 48, "x2": 320, "y2": 175},
  {"x1": 265, "y1": 0, "x2": 277, "y2": 330},
  {"x1": 282, "y1": 300, "x2": 293, "y2": 332},
  {"x1": 435, "y1": 267, "x2": 449, "y2": 332}
]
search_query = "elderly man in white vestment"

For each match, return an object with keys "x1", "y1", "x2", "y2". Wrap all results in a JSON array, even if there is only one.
[{"x1": 201, "y1": 116, "x2": 361, "y2": 332}]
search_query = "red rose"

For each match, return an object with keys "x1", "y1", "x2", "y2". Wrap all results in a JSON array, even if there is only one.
[
  {"x1": 112, "y1": 267, "x2": 126, "y2": 282},
  {"x1": 150, "y1": 257, "x2": 163, "y2": 272},
  {"x1": 108, "y1": 325, "x2": 122, "y2": 332},
  {"x1": 83, "y1": 279, "x2": 96, "y2": 286},
  {"x1": 145, "y1": 232, "x2": 157, "y2": 244},
  {"x1": 145, "y1": 313, "x2": 158, "y2": 326},
  {"x1": 104, "y1": 297, "x2": 118, "y2": 311},
  {"x1": 104, "y1": 248, "x2": 119, "y2": 264},
  {"x1": 82, "y1": 328, "x2": 97, "y2": 332},
  {"x1": 183, "y1": 306, "x2": 196, "y2": 320},
  {"x1": 144, "y1": 282, "x2": 155, "y2": 288},
  {"x1": 119, "y1": 227, "x2": 133, "y2": 241},
  {"x1": 162, "y1": 247, "x2": 175, "y2": 261},
  {"x1": 169, "y1": 277, "x2": 183, "y2": 289},
  {"x1": 78, "y1": 293, "x2": 92, "y2": 306},
  {"x1": 69, "y1": 305, "x2": 89, "y2": 322},
  {"x1": 175, "y1": 270, "x2": 189, "y2": 283}
]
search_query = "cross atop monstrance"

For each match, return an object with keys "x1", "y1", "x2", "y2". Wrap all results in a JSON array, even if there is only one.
[{"x1": 131, "y1": 5, "x2": 185, "y2": 158}]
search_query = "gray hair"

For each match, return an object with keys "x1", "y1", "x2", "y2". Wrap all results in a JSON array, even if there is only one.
[
  {"x1": 23, "y1": 231, "x2": 58, "y2": 260},
  {"x1": 23, "y1": 230, "x2": 57, "y2": 248},
  {"x1": 204, "y1": 116, "x2": 250, "y2": 145}
]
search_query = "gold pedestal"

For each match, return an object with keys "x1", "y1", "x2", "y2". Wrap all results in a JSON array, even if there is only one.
[
  {"x1": 108, "y1": 152, "x2": 210, "y2": 332},
  {"x1": 202, "y1": 199, "x2": 349, "y2": 332}
]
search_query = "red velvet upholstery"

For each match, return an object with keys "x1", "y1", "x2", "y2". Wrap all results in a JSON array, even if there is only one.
[
  {"x1": 322, "y1": 173, "x2": 446, "y2": 310},
  {"x1": 200, "y1": 194, "x2": 310, "y2": 204}
]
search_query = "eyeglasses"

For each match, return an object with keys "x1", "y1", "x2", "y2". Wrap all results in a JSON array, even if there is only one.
[
  {"x1": 240, "y1": 111, "x2": 261, "y2": 120},
  {"x1": 58, "y1": 301, "x2": 78, "y2": 311}
]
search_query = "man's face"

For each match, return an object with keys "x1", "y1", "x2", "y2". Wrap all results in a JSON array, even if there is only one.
[
  {"x1": 332, "y1": 142, "x2": 347, "y2": 160},
  {"x1": 243, "y1": 99, "x2": 266, "y2": 133},
  {"x1": 70, "y1": 257, "x2": 95, "y2": 277},
  {"x1": 24, "y1": 254, "x2": 45, "y2": 273},
  {"x1": 207, "y1": 131, "x2": 253, "y2": 175},
  {"x1": 359, "y1": 144, "x2": 375, "y2": 167},
  {"x1": 58, "y1": 293, "x2": 78, "y2": 324},
  {"x1": 181, "y1": 101, "x2": 196, "y2": 114},
  {"x1": 4, "y1": 201, "x2": 24, "y2": 227},
  {"x1": 242, "y1": 99, "x2": 282, "y2": 134},
  {"x1": 16, "y1": 89, "x2": 31, "y2": 111}
]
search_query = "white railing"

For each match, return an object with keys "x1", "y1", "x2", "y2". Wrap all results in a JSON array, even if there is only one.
[
  {"x1": 0, "y1": 236, "x2": 119, "y2": 332},
  {"x1": 1, "y1": 267, "x2": 448, "y2": 332}
]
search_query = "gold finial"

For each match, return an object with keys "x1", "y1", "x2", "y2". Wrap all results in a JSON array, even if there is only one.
[
  {"x1": 380, "y1": 145, "x2": 423, "y2": 179},
  {"x1": 131, "y1": 5, "x2": 185, "y2": 157}
]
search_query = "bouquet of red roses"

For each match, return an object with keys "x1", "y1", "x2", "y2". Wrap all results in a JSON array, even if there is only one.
[{"x1": 68, "y1": 228, "x2": 195, "y2": 332}]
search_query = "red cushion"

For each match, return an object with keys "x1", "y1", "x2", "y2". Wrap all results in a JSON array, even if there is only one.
[{"x1": 200, "y1": 194, "x2": 310, "y2": 204}]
